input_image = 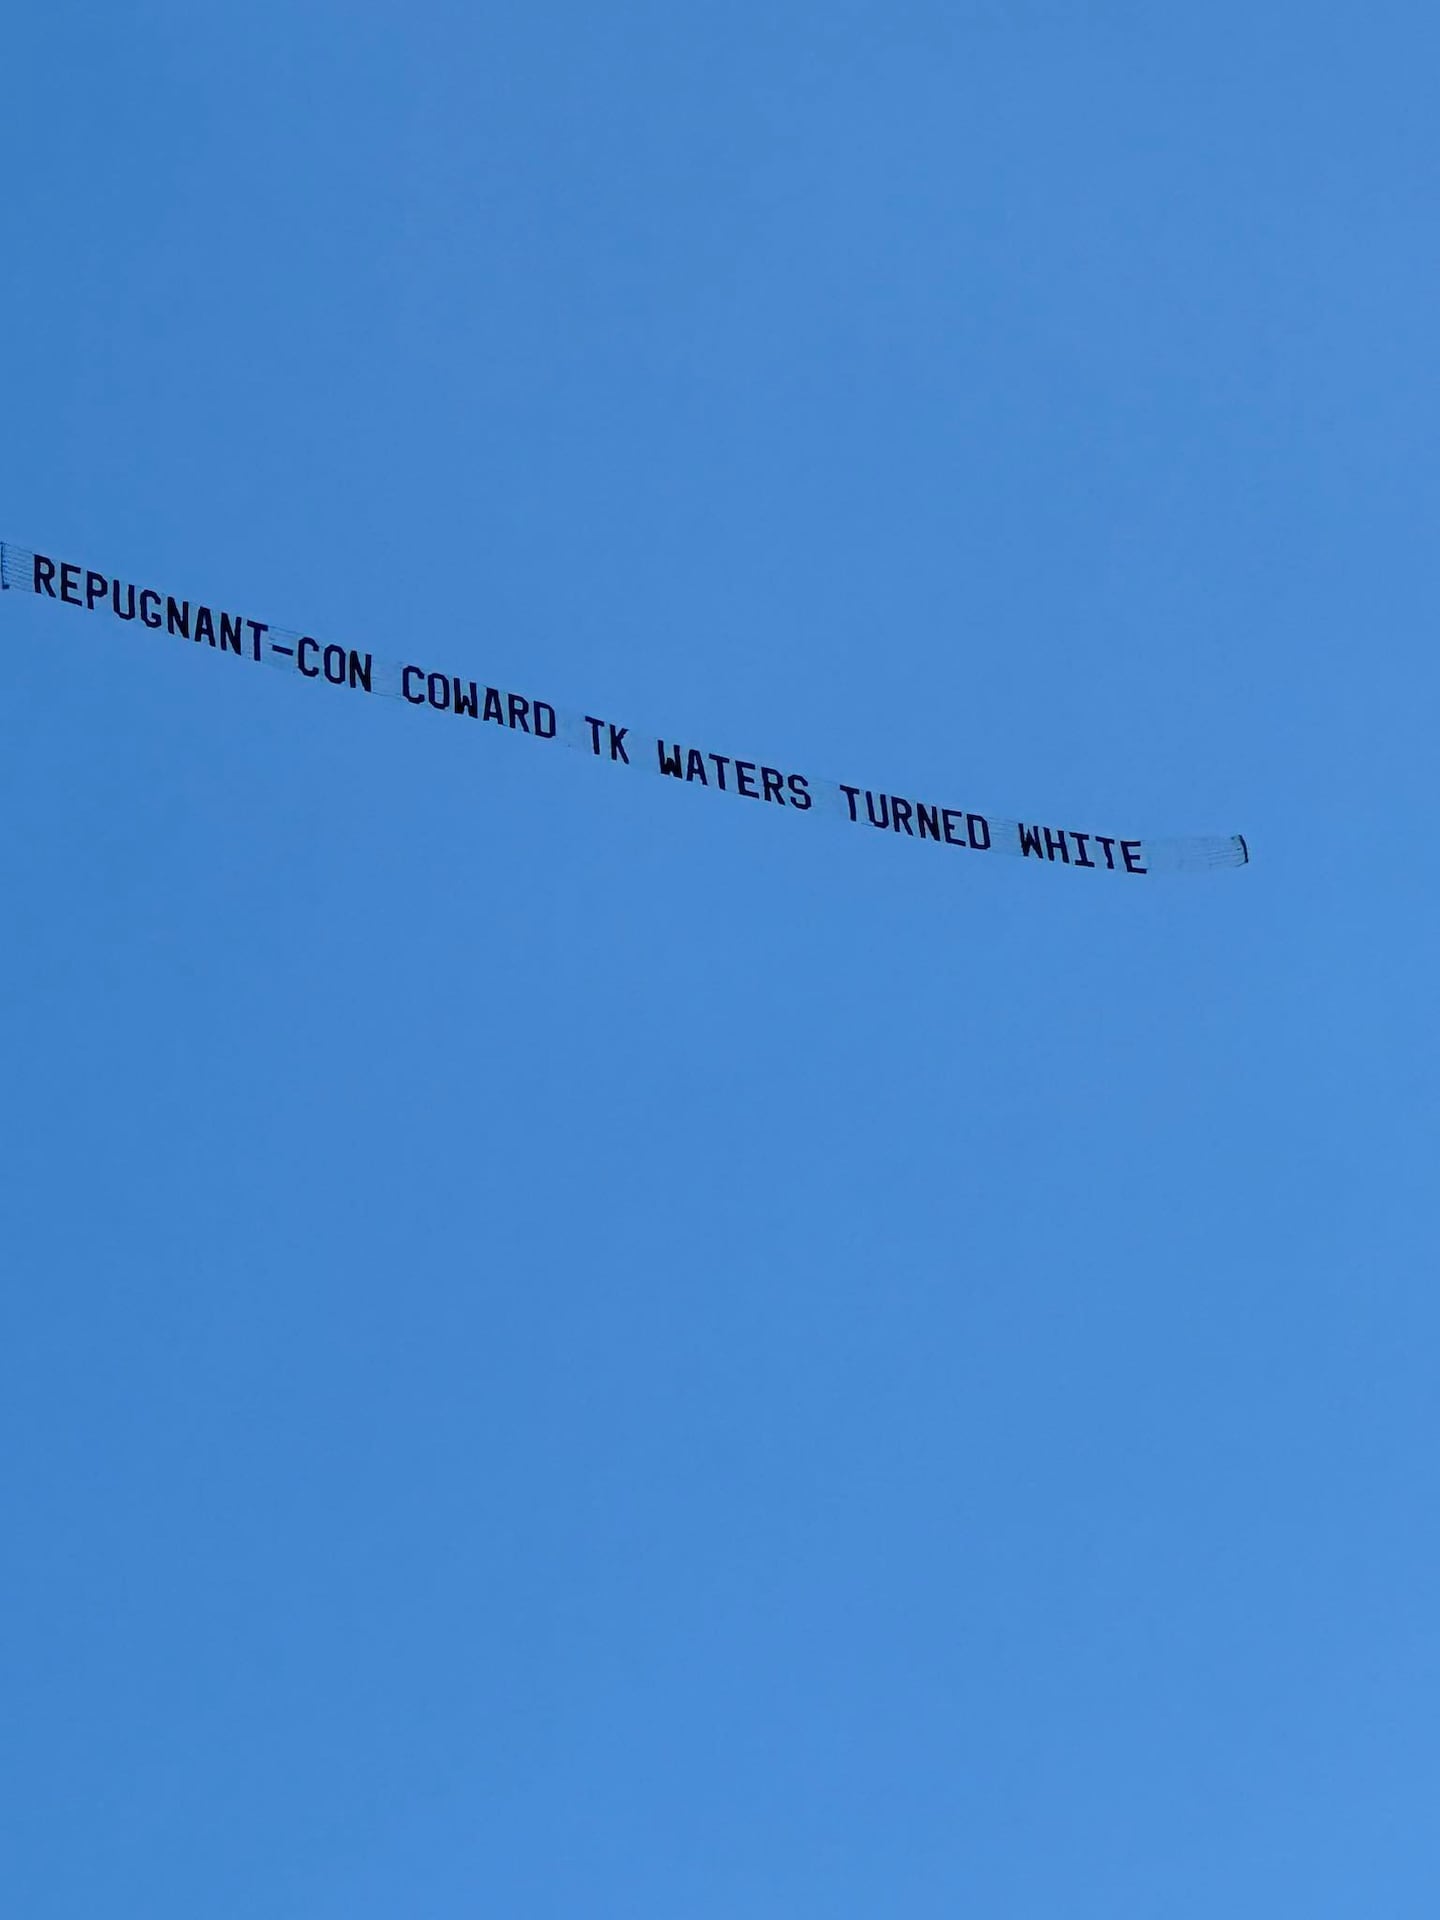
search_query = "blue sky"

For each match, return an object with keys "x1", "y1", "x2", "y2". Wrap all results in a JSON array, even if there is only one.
[{"x1": 1, "y1": 3, "x2": 1436, "y2": 1913}]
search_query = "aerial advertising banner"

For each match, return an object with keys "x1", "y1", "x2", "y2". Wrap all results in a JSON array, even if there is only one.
[{"x1": 0, "y1": 540, "x2": 1248, "y2": 879}]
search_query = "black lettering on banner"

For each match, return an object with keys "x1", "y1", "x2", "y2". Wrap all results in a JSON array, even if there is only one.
[
  {"x1": 301, "y1": 648, "x2": 372, "y2": 695},
  {"x1": 7, "y1": 542, "x2": 1242, "y2": 879},
  {"x1": 585, "y1": 716, "x2": 630, "y2": 761}
]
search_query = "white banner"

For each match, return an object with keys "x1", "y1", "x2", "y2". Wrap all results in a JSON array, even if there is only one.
[{"x1": 1, "y1": 540, "x2": 1249, "y2": 879}]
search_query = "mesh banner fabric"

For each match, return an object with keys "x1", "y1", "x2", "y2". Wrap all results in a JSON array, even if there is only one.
[{"x1": 1, "y1": 541, "x2": 1249, "y2": 880}]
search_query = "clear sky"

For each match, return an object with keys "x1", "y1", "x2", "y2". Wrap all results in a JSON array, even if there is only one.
[{"x1": 1, "y1": 3, "x2": 1435, "y2": 1914}]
